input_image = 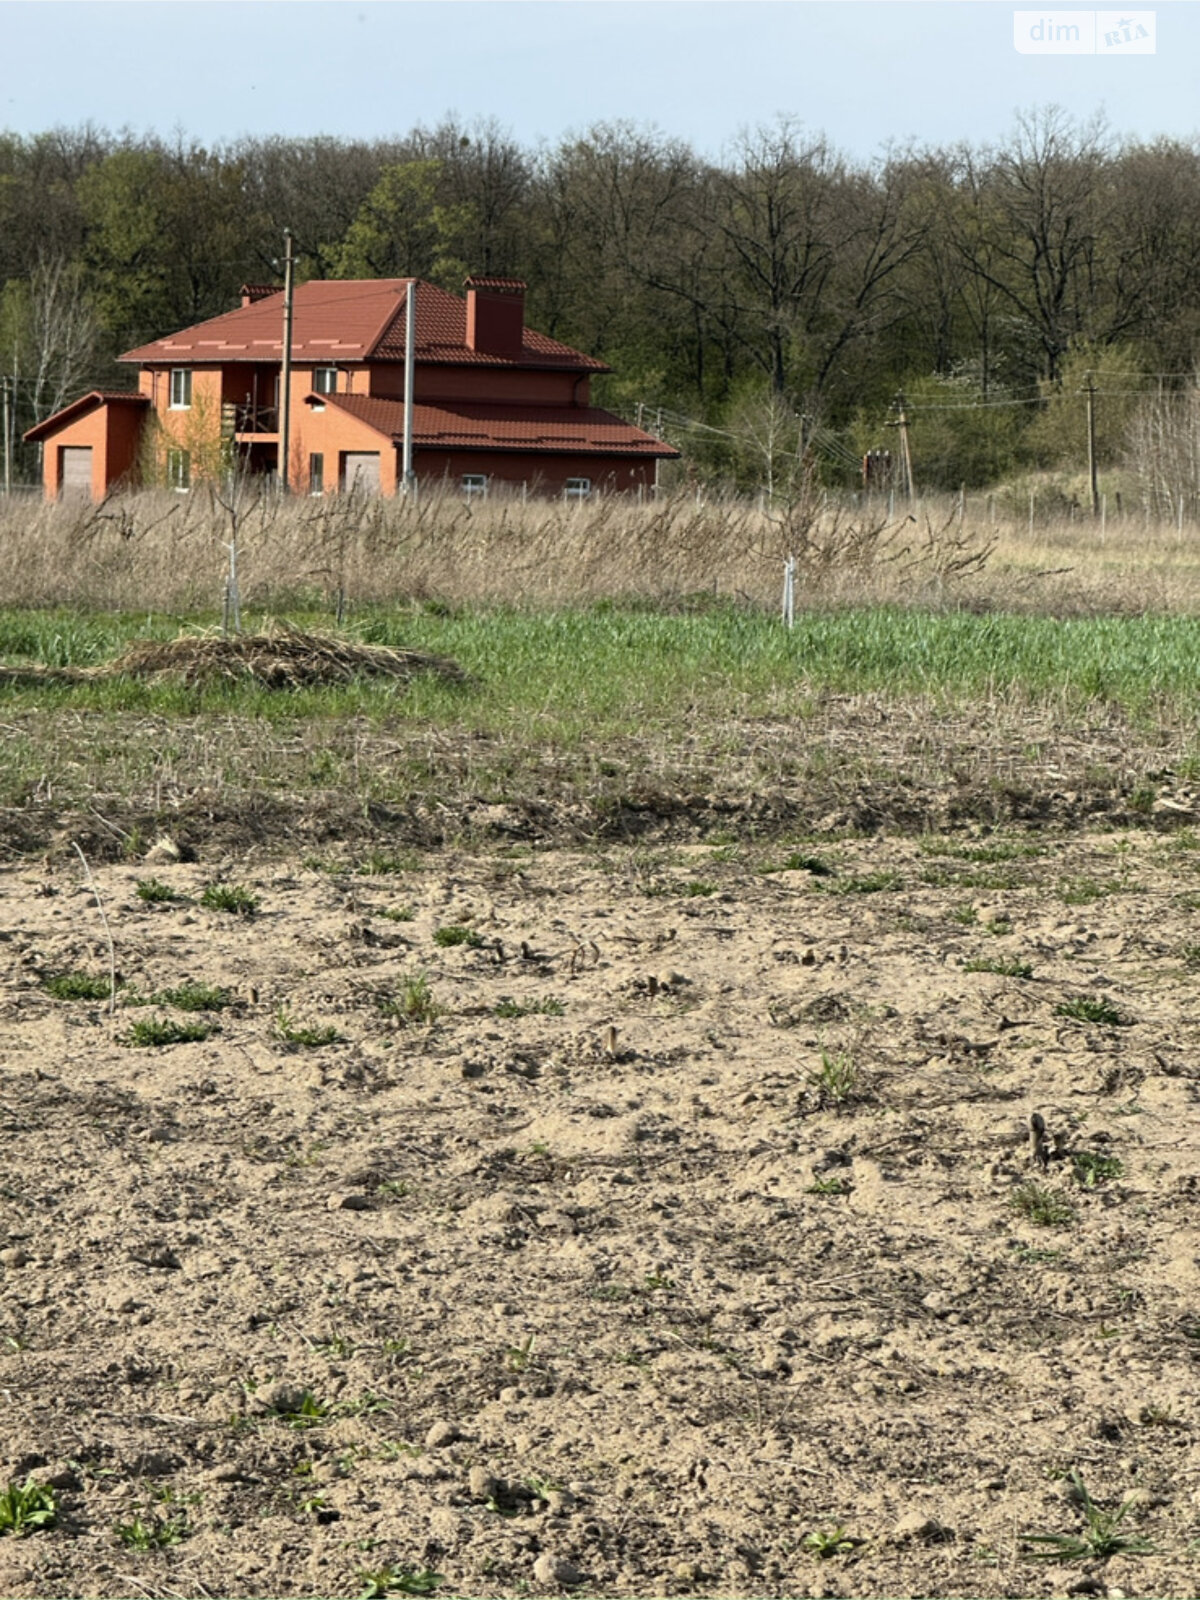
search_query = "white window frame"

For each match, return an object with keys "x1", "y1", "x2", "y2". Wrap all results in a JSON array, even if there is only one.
[
  {"x1": 309, "y1": 453, "x2": 325, "y2": 497},
  {"x1": 169, "y1": 369, "x2": 192, "y2": 410},
  {"x1": 461, "y1": 473, "x2": 488, "y2": 501},
  {"x1": 564, "y1": 476, "x2": 592, "y2": 501},
  {"x1": 313, "y1": 367, "x2": 338, "y2": 395},
  {"x1": 166, "y1": 448, "x2": 191, "y2": 493}
]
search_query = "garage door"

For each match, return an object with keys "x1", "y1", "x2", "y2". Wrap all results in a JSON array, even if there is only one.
[
  {"x1": 341, "y1": 452, "x2": 381, "y2": 495},
  {"x1": 60, "y1": 446, "x2": 93, "y2": 497}
]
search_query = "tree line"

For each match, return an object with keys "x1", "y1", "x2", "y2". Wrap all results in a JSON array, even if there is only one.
[{"x1": 3, "y1": 106, "x2": 1200, "y2": 491}]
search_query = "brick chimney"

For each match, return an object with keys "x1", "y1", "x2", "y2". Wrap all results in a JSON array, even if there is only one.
[
  {"x1": 465, "y1": 277, "x2": 526, "y2": 360},
  {"x1": 240, "y1": 283, "x2": 280, "y2": 308}
]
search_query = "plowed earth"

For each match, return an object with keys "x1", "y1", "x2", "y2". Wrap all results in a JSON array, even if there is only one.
[{"x1": 1, "y1": 829, "x2": 1199, "y2": 1599}]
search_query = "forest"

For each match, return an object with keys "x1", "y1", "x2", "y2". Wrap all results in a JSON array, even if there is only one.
[{"x1": 3, "y1": 106, "x2": 1200, "y2": 498}]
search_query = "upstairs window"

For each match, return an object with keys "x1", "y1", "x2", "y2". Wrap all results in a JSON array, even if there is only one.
[
  {"x1": 167, "y1": 448, "x2": 191, "y2": 493},
  {"x1": 169, "y1": 369, "x2": 192, "y2": 410},
  {"x1": 461, "y1": 473, "x2": 488, "y2": 500},
  {"x1": 313, "y1": 368, "x2": 338, "y2": 395},
  {"x1": 564, "y1": 476, "x2": 591, "y2": 501}
]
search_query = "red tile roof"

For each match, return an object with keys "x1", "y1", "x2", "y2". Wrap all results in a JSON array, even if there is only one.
[
  {"x1": 120, "y1": 279, "x2": 608, "y2": 373},
  {"x1": 312, "y1": 393, "x2": 678, "y2": 458},
  {"x1": 23, "y1": 389, "x2": 148, "y2": 443},
  {"x1": 464, "y1": 276, "x2": 526, "y2": 290}
]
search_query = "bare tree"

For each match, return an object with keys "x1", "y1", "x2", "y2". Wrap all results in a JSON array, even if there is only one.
[{"x1": 1, "y1": 254, "x2": 102, "y2": 426}]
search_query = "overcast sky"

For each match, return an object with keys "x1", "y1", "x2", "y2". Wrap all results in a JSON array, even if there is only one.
[{"x1": 2, "y1": 1, "x2": 1198, "y2": 158}]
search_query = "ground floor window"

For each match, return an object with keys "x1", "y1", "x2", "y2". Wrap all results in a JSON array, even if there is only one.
[
  {"x1": 461, "y1": 473, "x2": 487, "y2": 500},
  {"x1": 167, "y1": 448, "x2": 191, "y2": 492},
  {"x1": 309, "y1": 453, "x2": 324, "y2": 495},
  {"x1": 564, "y1": 476, "x2": 591, "y2": 501}
]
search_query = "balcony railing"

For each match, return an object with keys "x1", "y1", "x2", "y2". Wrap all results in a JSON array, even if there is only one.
[{"x1": 222, "y1": 401, "x2": 279, "y2": 436}]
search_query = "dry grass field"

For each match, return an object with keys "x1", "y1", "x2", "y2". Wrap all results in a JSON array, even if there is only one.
[
  {"x1": 2, "y1": 490, "x2": 1200, "y2": 1599},
  {"x1": 4, "y1": 483, "x2": 1200, "y2": 616}
]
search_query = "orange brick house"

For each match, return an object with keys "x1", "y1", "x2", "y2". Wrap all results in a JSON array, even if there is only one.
[{"x1": 26, "y1": 277, "x2": 676, "y2": 500}]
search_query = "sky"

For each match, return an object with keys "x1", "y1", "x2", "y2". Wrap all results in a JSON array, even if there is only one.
[{"x1": 1, "y1": 0, "x2": 1198, "y2": 158}]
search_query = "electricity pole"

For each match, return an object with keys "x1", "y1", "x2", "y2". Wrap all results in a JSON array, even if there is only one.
[
  {"x1": 278, "y1": 229, "x2": 295, "y2": 494},
  {"x1": 1, "y1": 376, "x2": 11, "y2": 496},
  {"x1": 1085, "y1": 371, "x2": 1099, "y2": 518},
  {"x1": 401, "y1": 280, "x2": 417, "y2": 495},
  {"x1": 885, "y1": 392, "x2": 914, "y2": 502}
]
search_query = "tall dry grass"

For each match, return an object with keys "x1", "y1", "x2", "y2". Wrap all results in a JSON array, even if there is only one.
[{"x1": 4, "y1": 482, "x2": 1200, "y2": 615}]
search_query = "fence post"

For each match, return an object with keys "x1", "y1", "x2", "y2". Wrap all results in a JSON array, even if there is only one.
[{"x1": 781, "y1": 556, "x2": 795, "y2": 629}]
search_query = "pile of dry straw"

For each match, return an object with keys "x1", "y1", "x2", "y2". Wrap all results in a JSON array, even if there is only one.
[{"x1": 0, "y1": 624, "x2": 469, "y2": 690}]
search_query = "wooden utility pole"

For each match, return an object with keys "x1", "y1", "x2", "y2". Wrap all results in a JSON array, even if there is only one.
[
  {"x1": 885, "y1": 392, "x2": 914, "y2": 502},
  {"x1": 1085, "y1": 371, "x2": 1099, "y2": 517},
  {"x1": 1, "y1": 376, "x2": 11, "y2": 496},
  {"x1": 278, "y1": 229, "x2": 295, "y2": 493},
  {"x1": 401, "y1": 280, "x2": 417, "y2": 495}
]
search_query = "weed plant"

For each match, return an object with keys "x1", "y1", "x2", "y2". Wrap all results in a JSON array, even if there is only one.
[
  {"x1": 494, "y1": 996, "x2": 566, "y2": 1017},
  {"x1": 1055, "y1": 996, "x2": 1129, "y2": 1026},
  {"x1": 114, "y1": 1512, "x2": 187, "y2": 1550},
  {"x1": 1023, "y1": 1470, "x2": 1154, "y2": 1561},
  {"x1": 433, "y1": 924, "x2": 483, "y2": 948},
  {"x1": 965, "y1": 956, "x2": 1034, "y2": 978},
  {"x1": 807, "y1": 1176, "x2": 852, "y2": 1196},
  {"x1": 135, "y1": 878, "x2": 181, "y2": 903},
  {"x1": 803, "y1": 1526, "x2": 858, "y2": 1558},
  {"x1": 1011, "y1": 1183, "x2": 1077, "y2": 1227},
  {"x1": 41, "y1": 971, "x2": 112, "y2": 1001},
  {"x1": 200, "y1": 883, "x2": 259, "y2": 916},
  {"x1": 380, "y1": 973, "x2": 438, "y2": 1025},
  {"x1": 809, "y1": 1048, "x2": 859, "y2": 1105},
  {"x1": 273, "y1": 1009, "x2": 341, "y2": 1048},
  {"x1": 357, "y1": 1567, "x2": 441, "y2": 1598},
  {"x1": 0, "y1": 1479, "x2": 56, "y2": 1536},
  {"x1": 138, "y1": 982, "x2": 232, "y2": 1012},
  {"x1": 1071, "y1": 1151, "x2": 1124, "y2": 1188},
  {"x1": 125, "y1": 1017, "x2": 215, "y2": 1048},
  {"x1": 761, "y1": 850, "x2": 834, "y2": 875}
]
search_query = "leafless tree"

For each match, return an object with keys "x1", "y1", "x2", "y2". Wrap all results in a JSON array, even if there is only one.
[{"x1": 25, "y1": 253, "x2": 101, "y2": 422}]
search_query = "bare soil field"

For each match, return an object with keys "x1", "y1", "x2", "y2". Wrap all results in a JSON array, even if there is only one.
[{"x1": 2, "y1": 823, "x2": 1199, "y2": 1599}]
